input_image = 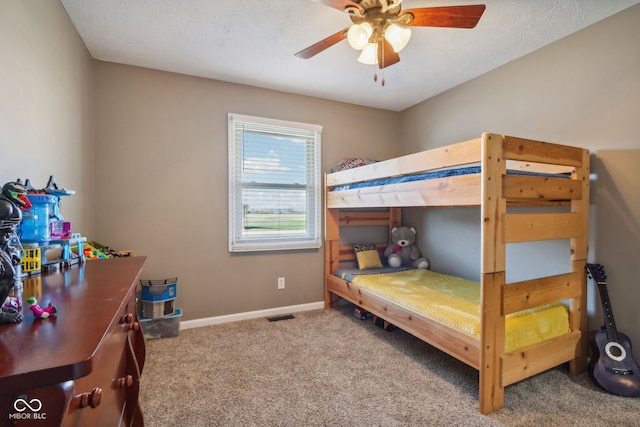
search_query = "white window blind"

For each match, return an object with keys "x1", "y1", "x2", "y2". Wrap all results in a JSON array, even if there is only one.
[{"x1": 228, "y1": 113, "x2": 322, "y2": 252}]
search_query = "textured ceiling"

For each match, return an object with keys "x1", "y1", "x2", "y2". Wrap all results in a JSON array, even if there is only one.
[{"x1": 61, "y1": 0, "x2": 639, "y2": 111}]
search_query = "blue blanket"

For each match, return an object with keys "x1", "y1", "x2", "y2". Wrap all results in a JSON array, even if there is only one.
[{"x1": 332, "y1": 166, "x2": 569, "y2": 191}]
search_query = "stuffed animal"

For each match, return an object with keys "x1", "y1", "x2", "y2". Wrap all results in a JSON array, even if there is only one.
[{"x1": 383, "y1": 226, "x2": 429, "y2": 270}]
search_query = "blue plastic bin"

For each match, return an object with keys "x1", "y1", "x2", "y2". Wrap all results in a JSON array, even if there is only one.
[
  {"x1": 140, "y1": 277, "x2": 177, "y2": 302},
  {"x1": 19, "y1": 194, "x2": 56, "y2": 243}
]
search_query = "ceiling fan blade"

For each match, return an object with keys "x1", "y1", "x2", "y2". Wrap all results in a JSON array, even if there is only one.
[
  {"x1": 309, "y1": 0, "x2": 363, "y2": 14},
  {"x1": 377, "y1": 38, "x2": 400, "y2": 69},
  {"x1": 401, "y1": 5, "x2": 486, "y2": 28},
  {"x1": 294, "y1": 28, "x2": 348, "y2": 59}
]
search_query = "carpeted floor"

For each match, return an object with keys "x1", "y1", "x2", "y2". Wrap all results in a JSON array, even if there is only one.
[{"x1": 139, "y1": 305, "x2": 640, "y2": 426}]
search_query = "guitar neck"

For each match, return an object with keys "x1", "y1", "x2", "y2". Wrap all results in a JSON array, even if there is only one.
[{"x1": 597, "y1": 281, "x2": 619, "y2": 343}]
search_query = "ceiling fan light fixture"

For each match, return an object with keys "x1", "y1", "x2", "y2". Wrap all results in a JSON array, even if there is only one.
[
  {"x1": 347, "y1": 22, "x2": 373, "y2": 50},
  {"x1": 357, "y1": 42, "x2": 378, "y2": 65},
  {"x1": 384, "y1": 24, "x2": 411, "y2": 53}
]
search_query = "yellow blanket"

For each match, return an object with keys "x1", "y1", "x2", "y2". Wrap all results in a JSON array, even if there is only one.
[{"x1": 351, "y1": 269, "x2": 569, "y2": 353}]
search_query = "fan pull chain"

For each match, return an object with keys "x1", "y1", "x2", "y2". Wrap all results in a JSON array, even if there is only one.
[
  {"x1": 371, "y1": 41, "x2": 385, "y2": 86},
  {"x1": 373, "y1": 67, "x2": 385, "y2": 86},
  {"x1": 380, "y1": 42, "x2": 385, "y2": 87}
]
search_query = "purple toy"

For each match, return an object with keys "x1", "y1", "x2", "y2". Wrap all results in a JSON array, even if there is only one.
[{"x1": 26, "y1": 296, "x2": 57, "y2": 319}]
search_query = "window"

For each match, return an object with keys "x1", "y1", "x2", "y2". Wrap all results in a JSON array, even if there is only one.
[{"x1": 228, "y1": 113, "x2": 322, "y2": 252}]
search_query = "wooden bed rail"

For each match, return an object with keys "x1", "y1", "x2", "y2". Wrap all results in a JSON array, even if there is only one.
[
  {"x1": 502, "y1": 272, "x2": 583, "y2": 315},
  {"x1": 326, "y1": 138, "x2": 481, "y2": 188},
  {"x1": 326, "y1": 134, "x2": 586, "y2": 209},
  {"x1": 501, "y1": 135, "x2": 584, "y2": 167},
  {"x1": 326, "y1": 133, "x2": 584, "y2": 189}
]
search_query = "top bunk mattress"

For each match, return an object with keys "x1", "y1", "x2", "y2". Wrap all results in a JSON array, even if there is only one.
[
  {"x1": 331, "y1": 166, "x2": 570, "y2": 191},
  {"x1": 335, "y1": 268, "x2": 569, "y2": 353}
]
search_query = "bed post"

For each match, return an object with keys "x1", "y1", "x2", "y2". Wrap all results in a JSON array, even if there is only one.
[
  {"x1": 479, "y1": 133, "x2": 507, "y2": 414},
  {"x1": 569, "y1": 148, "x2": 590, "y2": 374},
  {"x1": 389, "y1": 207, "x2": 402, "y2": 230},
  {"x1": 325, "y1": 177, "x2": 340, "y2": 308}
]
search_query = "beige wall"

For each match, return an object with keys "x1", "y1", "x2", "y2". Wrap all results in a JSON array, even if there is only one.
[
  {"x1": 400, "y1": 4, "x2": 640, "y2": 359},
  {"x1": 0, "y1": 0, "x2": 95, "y2": 236},
  {"x1": 93, "y1": 63, "x2": 401, "y2": 320}
]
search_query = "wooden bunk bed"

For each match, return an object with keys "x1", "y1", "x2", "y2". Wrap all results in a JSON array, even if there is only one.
[{"x1": 324, "y1": 133, "x2": 590, "y2": 414}]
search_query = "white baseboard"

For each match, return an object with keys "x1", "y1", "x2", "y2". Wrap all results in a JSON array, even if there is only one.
[{"x1": 179, "y1": 301, "x2": 325, "y2": 330}]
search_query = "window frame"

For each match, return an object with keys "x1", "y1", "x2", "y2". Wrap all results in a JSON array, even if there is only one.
[{"x1": 227, "y1": 113, "x2": 322, "y2": 252}]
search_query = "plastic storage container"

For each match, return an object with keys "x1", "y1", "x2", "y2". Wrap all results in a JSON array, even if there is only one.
[
  {"x1": 19, "y1": 194, "x2": 56, "y2": 243},
  {"x1": 140, "y1": 308, "x2": 182, "y2": 340},
  {"x1": 141, "y1": 299, "x2": 176, "y2": 318},
  {"x1": 140, "y1": 277, "x2": 177, "y2": 301}
]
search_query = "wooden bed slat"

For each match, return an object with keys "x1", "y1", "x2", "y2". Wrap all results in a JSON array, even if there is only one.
[
  {"x1": 502, "y1": 175, "x2": 582, "y2": 200},
  {"x1": 503, "y1": 136, "x2": 584, "y2": 167},
  {"x1": 502, "y1": 272, "x2": 583, "y2": 315},
  {"x1": 326, "y1": 138, "x2": 482, "y2": 187},
  {"x1": 501, "y1": 331, "x2": 581, "y2": 386},
  {"x1": 506, "y1": 160, "x2": 575, "y2": 175},
  {"x1": 338, "y1": 210, "x2": 392, "y2": 226},
  {"x1": 337, "y1": 243, "x2": 387, "y2": 262},
  {"x1": 505, "y1": 212, "x2": 583, "y2": 243},
  {"x1": 327, "y1": 175, "x2": 482, "y2": 208}
]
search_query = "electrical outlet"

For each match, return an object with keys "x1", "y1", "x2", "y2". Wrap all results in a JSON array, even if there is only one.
[{"x1": 277, "y1": 277, "x2": 285, "y2": 289}]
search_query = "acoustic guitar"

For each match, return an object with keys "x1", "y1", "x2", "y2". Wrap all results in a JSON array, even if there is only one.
[{"x1": 586, "y1": 263, "x2": 640, "y2": 397}]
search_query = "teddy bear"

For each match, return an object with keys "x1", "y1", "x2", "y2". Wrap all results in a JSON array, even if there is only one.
[{"x1": 383, "y1": 226, "x2": 430, "y2": 270}]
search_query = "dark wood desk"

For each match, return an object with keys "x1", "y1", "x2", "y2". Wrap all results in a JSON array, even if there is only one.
[{"x1": 0, "y1": 256, "x2": 147, "y2": 426}]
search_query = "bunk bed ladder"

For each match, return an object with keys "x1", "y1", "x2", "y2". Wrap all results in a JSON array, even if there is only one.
[{"x1": 478, "y1": 133, "x2": 590, "y2": 414}]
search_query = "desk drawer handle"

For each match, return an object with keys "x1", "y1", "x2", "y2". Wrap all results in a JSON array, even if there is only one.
[{"x1": 77, "y1": 387, "x2": 103, "y2": 409}]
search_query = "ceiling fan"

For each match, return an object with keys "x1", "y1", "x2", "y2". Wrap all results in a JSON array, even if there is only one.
[{"x1": 295, "y1": 0, "x2": 486, "y2": 72}]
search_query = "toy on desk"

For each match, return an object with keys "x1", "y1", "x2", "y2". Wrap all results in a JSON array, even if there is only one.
[
  {"x1": 87, "y1": 241, "x2": 134, "y2": 258},
  {"x1": 1, "y1": 296, "x2": 23, "y2": 324},
  {"x1": 3, "y1": 296, "x2": 21, "y2": 311},
  {"x1": 26, "y1": 296, "x2": 57, "y2": 319},
  {"x1": 0, "y1": 306, "x2": 22, "y2": 324},
  {"x1": 24, "y1": 176, "x2": 75, "y2": 240},
  {"x1": 81, "y1": 242, "x2": 109, "y2": 260},
  {"x1": 17, "y1": 176, "x2": 88, "y2": 270},
  {"x1": 0, "y1": 182, "x2": 32, "y2": 324}
]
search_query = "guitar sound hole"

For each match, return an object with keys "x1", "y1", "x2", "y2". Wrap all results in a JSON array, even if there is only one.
[{"x1": 610, "y1": 346, "x2": 623, "y2": 358}]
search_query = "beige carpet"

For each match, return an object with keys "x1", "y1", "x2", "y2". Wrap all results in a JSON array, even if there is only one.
[{"x1": 139, "y1": 304, "x2": 640, "y2": 426}]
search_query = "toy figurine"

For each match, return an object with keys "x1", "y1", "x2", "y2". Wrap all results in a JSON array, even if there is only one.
[
  {"x1": 26, "y1": 296, "x2": 57, "y2": 319},
  {"x1": 0, "y1": 305, "x2": 22, "y2": 324},
  {"x1": 0, "y1": 182, "x2": 31, "y2": 325},
  {"x1": 3, "y1": 296, "x2": 21, "y2": 311}
]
